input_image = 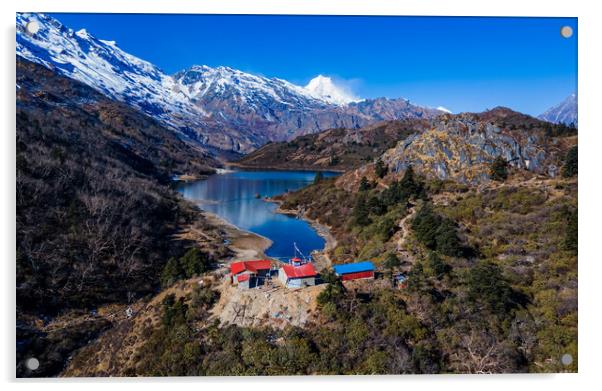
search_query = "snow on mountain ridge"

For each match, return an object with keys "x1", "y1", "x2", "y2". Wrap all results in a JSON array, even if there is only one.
[
  {"x1": 538, "y1": 93, "x2": 578, "y2": 127},
  {"x1": 173, "y1": 65, "x2": 343, "y2": 108},
  {"x1": 16, "y1": 12, "x2": 197, "y2": 128},
  {"x1": 16, "y1": 12, "x2": 446, "y2": 153}
]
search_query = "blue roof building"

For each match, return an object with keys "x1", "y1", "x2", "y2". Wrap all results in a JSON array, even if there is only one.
[{"x1": 332, "y1": 261, "x2": 375, "y2": 281}]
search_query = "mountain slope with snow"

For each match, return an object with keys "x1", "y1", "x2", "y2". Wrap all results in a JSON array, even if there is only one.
[
  {"x1": 538, "y1": 93, "x2": 578, "y2": 127},
  {"x1": 17, "y1": 13, "x2": 445, "y2": 153}
]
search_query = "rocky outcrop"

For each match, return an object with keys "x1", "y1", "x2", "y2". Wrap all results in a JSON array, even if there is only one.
[{"x1": 380, "y1": 108, "x2": 576, "y2": 184}]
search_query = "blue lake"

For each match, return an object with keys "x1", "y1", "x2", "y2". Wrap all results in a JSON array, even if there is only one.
[{"x1": 176, "y1": 170, "x2": 339, "y2": 259}]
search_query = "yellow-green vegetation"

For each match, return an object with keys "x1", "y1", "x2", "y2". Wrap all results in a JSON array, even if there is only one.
[{"x1": 434, "y1": 180, "x2": 577, "y2": 372}]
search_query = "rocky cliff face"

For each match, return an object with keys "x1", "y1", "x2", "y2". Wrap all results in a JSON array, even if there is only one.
[{"x1": 379, "y1": 108, "x2": 576, "y2": 184}]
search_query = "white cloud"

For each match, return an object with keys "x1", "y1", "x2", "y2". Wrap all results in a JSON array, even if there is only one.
[{"x1": 304, "y1": 75, "x2": 361, "y2": 105}]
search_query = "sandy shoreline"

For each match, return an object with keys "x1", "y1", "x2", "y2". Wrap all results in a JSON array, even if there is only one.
[{"x1": 201, "y1": 211, "x2": 273, "y2": 261}]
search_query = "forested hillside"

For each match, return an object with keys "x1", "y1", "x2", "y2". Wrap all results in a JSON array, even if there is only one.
[{"x1": 16, "y1": 59, "x2": 221, "y2": 377}]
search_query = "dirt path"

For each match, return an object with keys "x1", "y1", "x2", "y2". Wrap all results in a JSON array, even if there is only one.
[{"x1": 394, "y1": 206, "x2": 418, "y2": 268}]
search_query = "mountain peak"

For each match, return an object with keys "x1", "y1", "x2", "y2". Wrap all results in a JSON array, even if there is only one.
[
  {"x1": 538, "y1": 93, "x2": 578, "y2": 126},
  {"x1": 304, "y1": 75, "x2": 360, "y2": 105}
]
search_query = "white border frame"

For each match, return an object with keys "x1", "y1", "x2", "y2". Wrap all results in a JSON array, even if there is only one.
[{"x1": 2, "y1": 1, "x2": 599, "y2": 390}]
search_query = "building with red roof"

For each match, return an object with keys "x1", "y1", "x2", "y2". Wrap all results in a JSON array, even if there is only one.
[
  {"x1": 230, "y1": 260, "x2": 272, "y2": 288},
  {"x1": 278, "y1": 262, "x2": 317, "y2": 288}
]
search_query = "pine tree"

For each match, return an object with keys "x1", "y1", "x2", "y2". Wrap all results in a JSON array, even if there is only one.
[
  {"x1": 314, "y1": 171, "x2": 324, "y2": 184},
  {"x1": 352, "y1": 193, "x2": 372, "y2": 226},
  {"x1": 562, "y1": 146, "x2": 578, "y2": 178},
  {"x1": 400, "y1": 165, "x2": 423, "y2": 199},
  {"x1": 383, "y1": 253, "x2": 401, "y2": 275},
  {"x1": 489, "y1": 156, "x2": 509, "y2": 181},
  {"x1": 359, "y1": 176, "x2": 372, "y2": 192},
  {"x1": 426, "y1": 252, "x2": 449, "y2": 279},
  {"x1": 564, "y1": 208, "x2": 577, "y2": 254},
  {"x1": 375, "y1": 158, "x2": 388, "y2": 178},
  {"x1": 160, "y1": 257, "x2": 183, "y2": 288}
]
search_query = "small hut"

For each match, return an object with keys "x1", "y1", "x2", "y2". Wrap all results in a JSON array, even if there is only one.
[
  {"x1": 333, "y1": 261, "x2": 375, "y2": 281},
  {"x1": 279, "y1": 263, "x2": 317, "y2": 288},
  {"x1": 230, "y1": 260, "x2": 272, "y2": 288}
]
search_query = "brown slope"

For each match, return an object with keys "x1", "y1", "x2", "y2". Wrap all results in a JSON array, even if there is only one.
[{"x1": 234, "y1": 119, "x2": 431, "y2": 171}]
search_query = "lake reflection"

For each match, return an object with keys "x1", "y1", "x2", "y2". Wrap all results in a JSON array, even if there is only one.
[{"x1": 176, "y1": 170, "x2": 338, "y2": 259}]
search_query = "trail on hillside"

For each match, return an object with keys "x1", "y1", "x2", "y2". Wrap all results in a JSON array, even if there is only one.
[{"x1": 395, "y1": 205, "x2": 418, "y2": 268}]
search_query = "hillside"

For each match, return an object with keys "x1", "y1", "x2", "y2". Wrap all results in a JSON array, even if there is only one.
[
  {"x1": 264, "y1": 106, "x2": 578, "y2": 373},
  {"x1": 16, "y1": 59, "x2": 223, "y2": 377},
  {"x1": 235, "y1": 119, "x2": 431, "y2": 171},
  {"x1": 275, "y1": 168, "x2": 577, "y2": 373}
]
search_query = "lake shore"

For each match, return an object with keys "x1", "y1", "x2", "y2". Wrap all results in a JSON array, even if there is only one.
[{"x1": 202, "y1": 211, "x2": 273, "y2": 261}]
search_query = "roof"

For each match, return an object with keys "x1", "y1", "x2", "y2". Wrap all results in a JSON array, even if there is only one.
[
  {"x1": 281, "y1": 263, "x2": 317, "y2": 279},
  {"x1": 333, "y1": 261, "x2": 375, "y2": 275},
  {"x1": 230, "y1": 260, "x2": 272, "y2": 275},
  {"x1": 237, "y1": 274, "x2": 250, "y2": 282}
]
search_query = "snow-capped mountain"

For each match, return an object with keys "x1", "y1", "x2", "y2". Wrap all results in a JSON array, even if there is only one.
[
  {"x1": 16, "y1": 13, "x2": 194, "y2": 120},
  {"x1": 304, "y1": 75, "x2": 360, "y2": 105},
  {"x1": 16, "y1": 12, "x2": 445, "y2": 153},
  {"x1": 538, "y1": 93, "x2": 578, "y2": 127},
  {"x1": 174, "y1": 65, "x2": 331, "y2": 108}
]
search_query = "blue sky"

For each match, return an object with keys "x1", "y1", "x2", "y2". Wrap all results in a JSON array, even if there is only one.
[{"x1": 51, "y1": 13, "x2": 577, "y2": 115}]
